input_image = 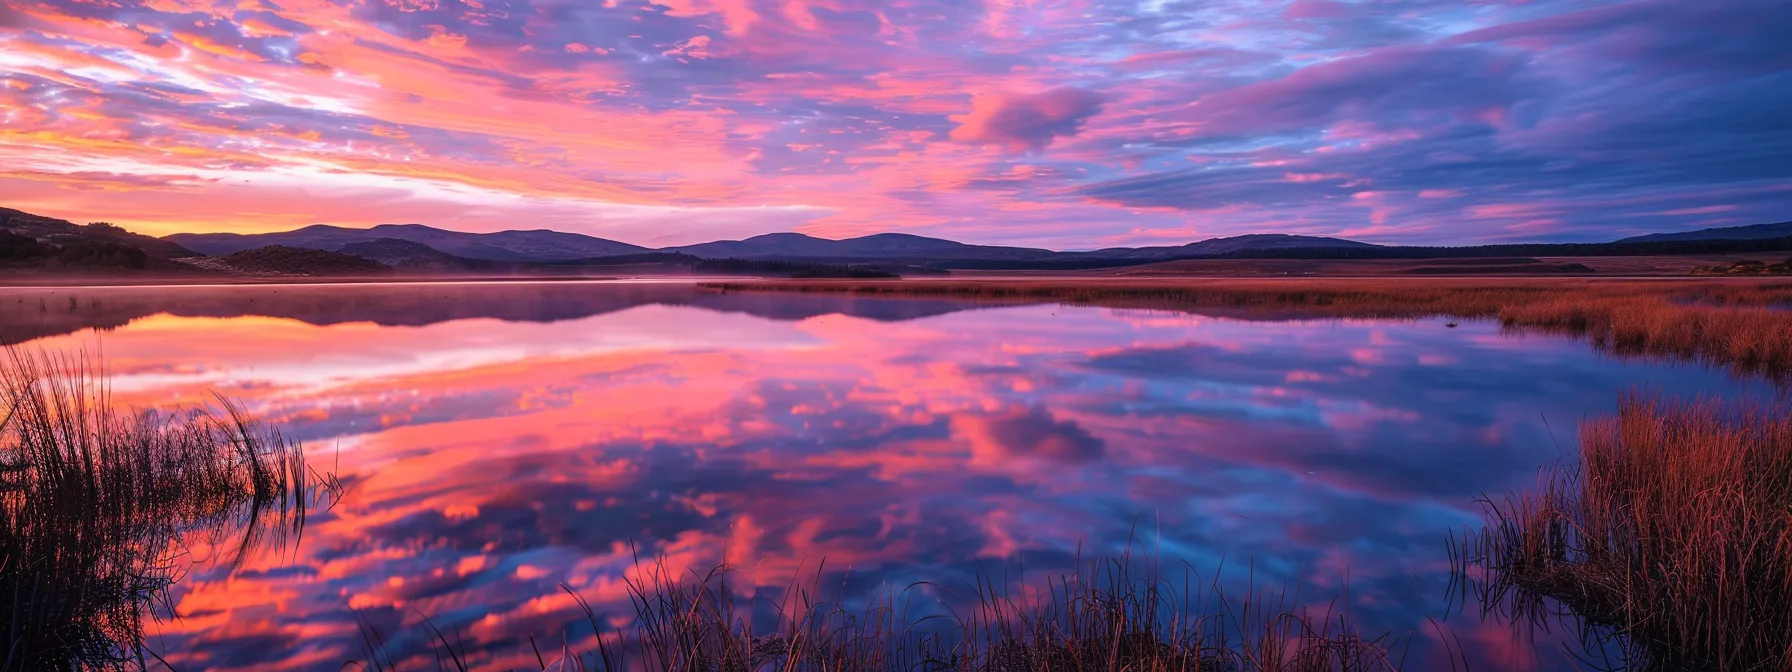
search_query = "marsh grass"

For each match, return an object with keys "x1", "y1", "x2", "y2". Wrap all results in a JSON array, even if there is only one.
[
  {"x1": 1452, "y1": 393, "x2": 1792, "y2": 671},
  {"x1": 0, "y1": 348, "x2": 338, "y2": 670},
  {"x1": 701, "y1": 279, "x2": 1792, "y2": 382},
  {"x1": 373, "y1": 551, "x2": 1439, "y2": 672}
]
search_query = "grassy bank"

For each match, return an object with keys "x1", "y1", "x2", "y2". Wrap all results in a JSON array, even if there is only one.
[
  {"x1": 701, "y1": 278, "x2": 1792, "y2": 381},
  {"x1": 1, "y1": 349, "x2": 336, "y2": 670},
  {"x1": 1454, "y1": 393, "x2": 1792, "y2": 671}
]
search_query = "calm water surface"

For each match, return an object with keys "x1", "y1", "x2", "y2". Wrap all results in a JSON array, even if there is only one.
[{"x1": 0, "y1": 281, "x2": 1765, "y2": 671}]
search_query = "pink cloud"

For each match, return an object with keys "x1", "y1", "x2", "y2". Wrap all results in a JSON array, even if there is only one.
[
  {"x1": 662, "y1": 35, "x2": 722, "y2": 60},
  {"x1": 949, "y1": 88, "x2": 1106, "y2": 152},
  {"x1": 1285, "y1": 172, "x2": 1349, "y2": 183}
]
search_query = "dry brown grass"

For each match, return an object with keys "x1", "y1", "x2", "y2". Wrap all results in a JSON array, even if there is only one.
[
  {"x1": 1453, "y1": 393, "x2": 1792, "y2": 671},
  {"x1": 701, "y1": 278, "x2": 1792, "y2": 381}
]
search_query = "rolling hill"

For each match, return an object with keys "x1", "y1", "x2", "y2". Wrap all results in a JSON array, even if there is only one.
[
  {"x1": 665, "y1": 232, "x2": 1058, "y2": 260},
  {"x1": 167, "y1": 224, "x2": 647, "y2": 261},
  {"x1": 176, "y1": 246, "x2": 392, "y2": 277},
  {"x1": 333, "y1": 238, "x2": 539, "y2": 272},
  {"x1": 155, "y1": 220, "x2": 1389, "y2": 265},
  {"x1": 1082, "y1": 234, "x2": 1382, "y2": 260},
  {"x1": 9, "y1": 205, "x2": 1792, "y2": 280},
  {"x1": 1, "y1": 207, "x2": 198, "y2": 259},
  {"x1": 1617, "y1": 221, "x2": 1792, "y2": 244},
  {"x1": 143, "y1": 217, "x2": 1792, "y2": 270}
]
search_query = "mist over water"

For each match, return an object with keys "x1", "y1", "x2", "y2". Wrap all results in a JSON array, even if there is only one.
[{"x1": 0, "y1": 281, "x2": 1768, "y2": 670}]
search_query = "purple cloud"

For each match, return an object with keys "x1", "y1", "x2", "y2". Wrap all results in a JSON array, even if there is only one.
[{"x1": 0, "y1": 3, "x2": 26, "y2": 28}]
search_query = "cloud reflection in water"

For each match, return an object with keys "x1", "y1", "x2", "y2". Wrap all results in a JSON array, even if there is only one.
[{"x1": 7, "y1": 283, "x2": 1762, "y2": 671}]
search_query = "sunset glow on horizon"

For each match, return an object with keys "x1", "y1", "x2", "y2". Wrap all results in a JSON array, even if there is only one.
[{"x1": 1, "y1": 0, "x2": 1788, "y2": 247}]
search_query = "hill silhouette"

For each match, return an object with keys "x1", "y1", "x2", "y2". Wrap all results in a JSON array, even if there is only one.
[
  {"x1": 7, "y1": 204, "x2": 1792, "y2": 278},
  {"x1": 202, "y1": 246, "x2": 392, "y2": 276},
  {"x1": 1, "y1": 207, "x2": 197, "y2": 260},
  {"x1": 168, "y1": 224, "x2": 646, "y2": 261},
  {"x1": 1619, "y1": 221, "x2": 1792, "y2": 244}
]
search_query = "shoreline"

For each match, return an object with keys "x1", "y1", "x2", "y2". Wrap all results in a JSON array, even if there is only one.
[
  {"x1": 0, "y1": 273, "x2": 771, "y2": 289},
  {"x1": 3, "y1": 271, "x2": 1781, "y2": 289}
]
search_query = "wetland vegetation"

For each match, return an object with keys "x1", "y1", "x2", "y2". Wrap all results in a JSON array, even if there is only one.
[{"x1": 0, "y1": 349, "x2": 338, "y2": 670}]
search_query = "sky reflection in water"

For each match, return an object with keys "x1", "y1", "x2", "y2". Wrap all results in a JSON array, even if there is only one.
[{"x1": 1, "y1": 282, "x2": 1763, "y2": 671}]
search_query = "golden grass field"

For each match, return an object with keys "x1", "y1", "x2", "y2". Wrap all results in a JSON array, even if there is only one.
[{"x1": 703, "y1": 277, "x2": 1792, "y2": 381}]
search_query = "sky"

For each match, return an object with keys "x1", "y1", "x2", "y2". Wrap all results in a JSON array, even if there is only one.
[{"x1": 0, "y1": 0, "x2": 1788, "y2": 248}]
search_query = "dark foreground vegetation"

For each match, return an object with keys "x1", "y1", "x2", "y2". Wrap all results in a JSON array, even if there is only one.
[
  {"x1": 1454, "y1": 394, "x2": 1792, "y2": 671},
  {"x1": 703, "y1": 278, "x2": 1792, "y2": 382},
  {"x1": 0, "y1": 210, "x2": 197, "y2": 261},
  {"x1": 0, "y1": 350, "x2": 337, "y2": 670},
  {"x1": 217, "y1": 245, "x2": 395, "y2": 276},
  {"x1": 1, "y1": 229, "x2": 153, "y2": 270},
  {"x1": 365, "y1": 554, "x2": 1435, "y2": 672}
]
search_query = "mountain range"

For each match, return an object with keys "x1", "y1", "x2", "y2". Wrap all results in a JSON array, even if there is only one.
[
  {"x1": 166, "y1": 220, "x2": 1792, "y2": 266},
  {"x1": 168, "y1": 223, "x2": 1385, "y2": 265},
  {"x1": 167, "y1": 224, "x2": 646, "y2": 261},
  {"x1": 6, "y1": 205, "x2": 1791, "y2": 276}
]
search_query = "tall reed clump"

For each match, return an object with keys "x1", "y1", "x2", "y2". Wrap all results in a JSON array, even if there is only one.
[
  {"x1": 1453, "y1": 392, "x2": 1792, "y2": 671},
  {"x1": 384, "y1": 554, "x2": 1431, "y2": 672},
  {"x1": 0, "y1": 349, "x2": 336, "y2": 671}
]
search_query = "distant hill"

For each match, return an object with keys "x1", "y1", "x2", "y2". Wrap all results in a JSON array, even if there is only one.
[
  {"x1": 1, "y1": 207, "x2": 198, "y2": 259},
  {"x1": 1183, "y1": 234, "x2": 1382, "y2": 256},
  {"x1": 1084, "y1": 234, "x2": 1382, "y2": 260},
  {"x1": 546, "y1": 252, "x2": 902, "y2": 278},
  {"x1": 332, "y1": 238, "x2": 534, "y2": 273},
  {"x1": 159, "y1": 220, "x2": 1379, "y2": 265},
  {"x1": 666, "y1": 232, "x2": 1057, "y2": 260},
  {"x1": 337, "y1": 238, "x2": 465, "y2": 268},
  {"x1": 167, "y1": 224, "x2": 646, "y2": 262},
  {"x1": 10, "y1": 205, "x2": 1792, "y2": 279},
  {"x1": 1617, "y1": 221, "x2": 1792, "y2": 244},
  {"x1": 191, "y1": 245, "x2": 392, "y2": 276}
]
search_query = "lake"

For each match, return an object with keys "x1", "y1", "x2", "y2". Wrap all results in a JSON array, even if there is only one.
[{"x1": 0, "y1": 281, "x2": 1767, "y2": 671}]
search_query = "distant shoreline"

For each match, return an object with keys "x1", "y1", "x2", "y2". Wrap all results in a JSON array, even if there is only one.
[
  {"x1": 0, "y1": 272, "x2": 739, "y2": 289},
  {"x1": 10, "y1": 249, "x2": 1790, "y2": 287}
]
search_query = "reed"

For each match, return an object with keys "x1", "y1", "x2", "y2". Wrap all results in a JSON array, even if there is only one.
[
  {"x1": 701, "y1": 279, "x2": 1792, "y2": 381},
  {"x1": 370, "y1": 553, "x2": 1438, "y2": 672},
  {"x1": 1452, "y1": 392, "x2": 1792, "y2": 671},
  {"x1": 0, "y1": 348, "x2": 336, "y2": 670}
]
